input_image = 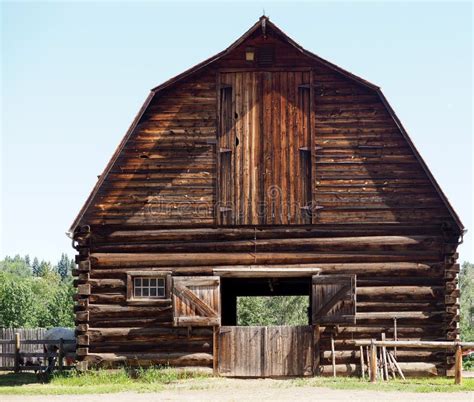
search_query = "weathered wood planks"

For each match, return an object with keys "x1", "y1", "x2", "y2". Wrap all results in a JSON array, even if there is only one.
[{"x1": 218, "y1": 326, "x2": 313, "y2": 377}]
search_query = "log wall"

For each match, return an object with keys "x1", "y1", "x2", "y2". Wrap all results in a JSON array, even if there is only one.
[
  {"x1": 82, "y1": 70, "x2": 217, "y2": 226},
  {"x1": 73, "y1": 224, "x2": 460, "y2": 373}
]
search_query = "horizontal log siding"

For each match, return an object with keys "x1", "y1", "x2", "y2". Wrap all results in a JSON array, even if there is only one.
[
  {"x1": 82, "y1": 71, "x2": 217, "y2": 226},
  {"x1": 312, "y1": 65, "x2": 450, "y2": 225},
  {"x1": 76, "y1": 29, "x2": 457, "y2": 228},
  {"x1": 73, "y1": 225, "x2": 458, "y2": 373}
]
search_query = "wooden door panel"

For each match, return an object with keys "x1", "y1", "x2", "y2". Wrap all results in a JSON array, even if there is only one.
[
  {"x1": 217, "y1": 70, "x2": 314, "y2": 225},
  {"x1": 262, "y1": 70, "x2": 313, "y2": 224},
  {"x1": 218, "y1": 326, "x2": 313, "y2": 377},
  {"x1": 218, "y1": 326, "x2": 264, "y2": 377},
  {"x1": 264, "y1": 326, "x2": 313, "y2": 377},
  {"x1": 172, "y1": 276, "x2": 220, "y2": 326},
  {"x1": 217, "y1": 72, "x2": 261, "y2": 225},
  {"x1": 312, "y1": 275, "x2": 356, "y2": 324}
]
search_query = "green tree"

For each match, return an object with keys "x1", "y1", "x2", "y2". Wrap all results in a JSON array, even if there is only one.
[
  {"x1": 38, "y1": 261, "x2": 53, "y2": 277},
  {"x1": 460, "y1": 261, "x2": 474, "y2": 341},
  {"x1": 56, "y1": 253, "x2": 70, "y2": 280},
  {"x1": 0, "y1": 255, "x2": 31, "y2": 277},
  {"x1": 0, "y1": 254, "x2": 75, "y2": 328},
  {"x1": 32, "y1": 257, "x2": 40, "y2": 276},
  {"x1": 0, "y1": 272, "x2": 38, "y2": 327},
  {"x1": 237, "y1": 296, "x2": 309, "y2": 326}
]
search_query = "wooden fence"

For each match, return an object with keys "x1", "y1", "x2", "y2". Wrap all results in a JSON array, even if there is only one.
[
  {"x1": 353, "y1": 339, "x2": 474, "y2": 385},
  {"x1": 0, "y1": 328, "x2": 46, "y2": 368},
  {"x1": 0, "y1": 329, "x2": 75, "y2": 372}
]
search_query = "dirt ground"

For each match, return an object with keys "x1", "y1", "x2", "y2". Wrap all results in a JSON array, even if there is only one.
[{"x1": 1, "y1": 379, "x2": 473, "y2": 402}]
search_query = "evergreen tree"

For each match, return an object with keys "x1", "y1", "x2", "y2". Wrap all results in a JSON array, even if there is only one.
[
  {"x1": 32, "y1": 257, "x2": 40, "y2": 276},
  {"x1": 56, "y1": 253, "x2": 70, "y2": 280},
  {"x1": 38, "y1": 260, "x2": 53, "y2": 277},
  {"x1": 25, "y1": 254, "x2": 31, "y2": 268}
]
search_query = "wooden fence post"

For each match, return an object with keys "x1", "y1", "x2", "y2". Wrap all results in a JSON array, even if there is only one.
[
  {"x1": 454, "y1": 343, "x2": 462, "y2": 385},
  {"x1": 14, "y1": 332, "x2": 20, "y2": 374},
  {"x1": 313, "y1": 325, "x2": 320, "y2": 376},
  {"x1": 58, "y1": 338, "x2": 64, "y2": 372},
  {"x1": 370, "y1": 339, "x2": 377, "y2": 383},
  {"x1": 393, "y1": 318, "x2": 398, "y2": 358},
  {"x1": 331, "y1": 335, "x2": 336, "y2": 378}
]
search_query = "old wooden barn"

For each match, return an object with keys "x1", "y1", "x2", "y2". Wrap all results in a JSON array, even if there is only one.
[{"x1": 70, "y1": 16, "x2": 464, "y2": 377}]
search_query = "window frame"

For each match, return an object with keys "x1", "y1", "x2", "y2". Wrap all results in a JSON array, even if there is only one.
[{"x1": 126, "y1": 271, "x2": 172, "y2": 305}]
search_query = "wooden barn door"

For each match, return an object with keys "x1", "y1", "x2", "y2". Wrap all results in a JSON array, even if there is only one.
[
  {"x1": 312, "y1": 275, "x2": 356, "y2": 324},
  {"x1": 218, "y1": 326, "x2": 313, "y2": 377},
  {"x1": 217, "y1": 69, "x2": 314, "y2": 225},
  {"x1": 217, "y1": 72, "x2": 262, "y2": 225},
  {"x1": 172, "y1": 277, "x2": 220, "y2": 327}
]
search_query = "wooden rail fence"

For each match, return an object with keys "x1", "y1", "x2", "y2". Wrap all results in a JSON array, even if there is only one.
[
  {"x1": 0, "y1": 330, "x2": 75, "y2": 372},
  {"x1": 353, "y1": 340, "x2": 474, "y2": 385}
]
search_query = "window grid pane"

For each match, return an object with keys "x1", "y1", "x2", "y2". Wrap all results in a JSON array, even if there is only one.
[{"x1": 133, "y1": 276, "x2": 166, "y2": 299}]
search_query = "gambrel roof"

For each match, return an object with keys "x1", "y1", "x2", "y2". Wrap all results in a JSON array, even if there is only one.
[{"x1": 69, "y1": 16, "x2": 464, "y2": 233}]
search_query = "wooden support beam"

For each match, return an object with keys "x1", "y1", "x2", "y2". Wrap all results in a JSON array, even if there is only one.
[
  {"x1": 331, "y1": 335, "x2": 336, "y2": 378},
  {"x1": 214, "y1": 267, "x2": 321, "y2": 277},
  {"x1": 370, "y1": 339, "x2": 377, "y2": 383},
  {"x1": 354, "y1": 340, "x2": 474, "y2": 349},
  {"x1": 454, "y1": 344, "x2": 462, "y2": 385}
]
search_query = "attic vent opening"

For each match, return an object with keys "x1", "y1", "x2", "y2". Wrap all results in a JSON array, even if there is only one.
[{"x1": 257, "y1": 46, "x2": 274, "y2": 67}]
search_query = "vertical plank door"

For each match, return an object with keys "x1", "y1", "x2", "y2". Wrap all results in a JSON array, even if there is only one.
[
  {"x1": 218, "y1": 325, "x2": 313, "y2": 377},
  {"x1": 312, "y1": 275, "x2": 356, "y2": 324},
  {"x1": 217, "y1": 70, "x2": 314, "y2": 225}
]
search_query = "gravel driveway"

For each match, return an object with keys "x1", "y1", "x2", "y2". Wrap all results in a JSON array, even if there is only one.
[{"x1": 1, "y1": 379, "x2": 473, "y2": 402}]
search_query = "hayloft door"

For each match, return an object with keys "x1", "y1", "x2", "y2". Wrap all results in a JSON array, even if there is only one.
[{"x1": 217, "y1": 70, "x2": 314, "y2": 225}]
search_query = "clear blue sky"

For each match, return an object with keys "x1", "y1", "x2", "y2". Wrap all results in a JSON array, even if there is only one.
[{"x1": 1, "y1": 1, "x2": 472, "y2": 263}]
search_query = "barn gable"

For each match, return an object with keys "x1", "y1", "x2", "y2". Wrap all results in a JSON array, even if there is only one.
[{"x1": 70, "y1": 16, "x2": 463, "y2": 232}]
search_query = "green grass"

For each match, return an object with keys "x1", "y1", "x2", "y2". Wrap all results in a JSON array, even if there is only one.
[
  {"x1": 290, "y1": 376, "x2": 474, "y2": 393},
  {"x1": 0, "y1": 367, "x2": 211, "y2": 395},
  {"x1": 0, "y1": 369, "x2": 473, "y2": 395}
]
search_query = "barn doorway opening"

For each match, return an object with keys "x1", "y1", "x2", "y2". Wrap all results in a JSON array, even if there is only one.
[
  {"x1": 218, "y1": 277, "x2": 314, "y2": 377},
  {"x1": 236, "y1": 296, "x2": 309, "y2": 326},
  {"x1": 220, "y1": 277, "x2": 312, "y2": 326}
]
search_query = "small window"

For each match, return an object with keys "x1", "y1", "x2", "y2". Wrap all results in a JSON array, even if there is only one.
[
  {"x1": 126, "y1": 271, "x2": 171, "y2": 304},
  {"x1": 133, "y1": 277, "x2": 165, "y2": 299}
]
